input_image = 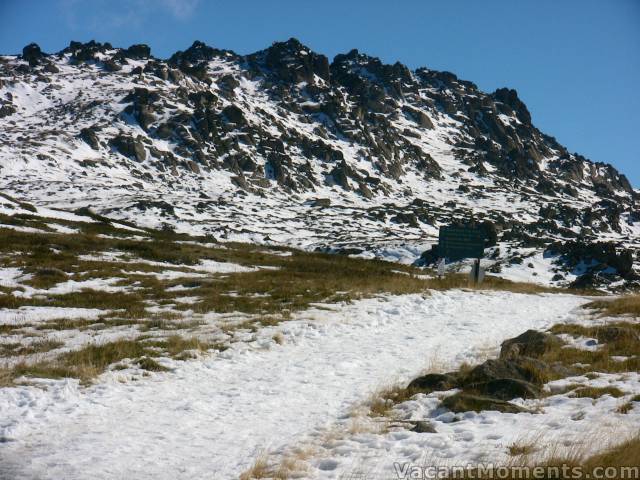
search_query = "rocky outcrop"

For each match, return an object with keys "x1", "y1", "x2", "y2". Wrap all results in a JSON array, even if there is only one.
[{"x1": 110, "y1": 135, "x2": 146, "y2": 162}]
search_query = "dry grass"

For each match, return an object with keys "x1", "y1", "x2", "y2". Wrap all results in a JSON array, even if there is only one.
[
  {"x1": 570, "y1": 386, "x2": 626, "y2": 399},
  {"x1": 368, "y1": 383, "x2": 422, "y2": 418},
  {"x1": 0, "y1": 333, "x2": 221, "y2": 386},
  {"x1": 0, "y1": 339, "x2": 63, "y2": 356},
  {"x1": 507, "y1": 442, "x2": 537, "y2": 457},
  {"x1": 616, "y1": 394, "x2": 640, "y2": 414},
  {"x1": 424, "y1": 273, "x2": 557, "y2": 294},
  {"x1": 585, "y1": 295, "x2": 640, "y2": 317},
  {"x1": 446, "y1": 434, "x2": 640, "y2": 478},
  {"x1": 239, "y1": 453, "x2": 271, "y2": 480},
  {"x1": 137, "y1": 357, "x2": 170, "y2": 372}
]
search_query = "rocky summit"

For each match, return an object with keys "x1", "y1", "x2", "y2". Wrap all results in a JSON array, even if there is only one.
[{"x1": 0, "y1": 39, "x2": 638, "y2": 289}]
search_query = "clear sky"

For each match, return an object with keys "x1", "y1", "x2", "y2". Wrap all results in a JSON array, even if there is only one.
[{"x1": 1, "y1": 0, "x2": 639, "y2": 186}]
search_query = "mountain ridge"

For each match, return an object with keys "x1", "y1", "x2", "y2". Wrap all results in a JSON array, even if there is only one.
[{"x1": 1, "y1": 38, "x2": 638, "y2": 290}]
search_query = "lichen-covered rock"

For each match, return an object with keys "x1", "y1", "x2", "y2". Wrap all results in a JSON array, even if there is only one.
[{"x1": 500, "y1": 330, "x2": 563, "y2": 359}]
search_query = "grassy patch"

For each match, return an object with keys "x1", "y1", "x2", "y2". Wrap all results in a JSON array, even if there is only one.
[
  {"x1": 0, "y1": 339, "x2": 63, "y2": 357},
  {"x1": 368, "y1": 384, "x2": 423, "y2": 418},
  {"x1": 616, "y1": 394, "x2": 640, "y2": 414},
  {"x1": 427, "y1": 274, "x2": 558, "y2": 294},
  {"x1": 584, "y1": 295, "x2": 640, "y2": 317},
  {"x1": 507, "y1": 442, "x2": 537, "y2": 457},
  {"x1": 570, "y1": 386, "x2": 625, "y2": 399},
  {"x1": 446, "y1": 435, "x2": 640, "y2": 478},
  {"x1": 0, "y1": 335, "x2": 205, "y2": 385},
  {"x1": 137, "y1": 357, "x2": 170, "y2": 372}
]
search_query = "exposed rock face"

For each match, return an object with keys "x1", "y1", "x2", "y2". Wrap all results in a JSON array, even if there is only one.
[
  {"x1": 0, "y1": 38, "x2": 638, "y2": 288},
  {"x1": 110, "y1": 135, "x2": 146, "y2": 162},
  {"x1": 80, "y1": 127, "x2": 100, "y2": 150},
  {"x1": 123, "y1": 44, "x2": 151, "y2": 59},
  {"x1": 22, "y1": 43, "x2": 44, "y2": 66}
]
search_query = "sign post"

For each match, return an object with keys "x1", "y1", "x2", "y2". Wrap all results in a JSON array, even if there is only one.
[{"x1": 437, "y1": 224, "x2": 487, "y2": 285}]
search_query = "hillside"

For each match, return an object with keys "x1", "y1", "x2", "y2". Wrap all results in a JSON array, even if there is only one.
[{"x1": 1, "y1": 39, "x2": 638, "y2": 289}]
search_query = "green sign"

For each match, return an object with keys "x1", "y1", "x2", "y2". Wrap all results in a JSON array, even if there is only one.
[{"x1": 438, "y1": 225, "x2": 486, "y2": 261}]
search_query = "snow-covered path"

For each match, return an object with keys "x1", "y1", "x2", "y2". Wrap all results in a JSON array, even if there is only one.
[{"x1": 0, "y1": 291, "x2": 588, "y2": 479}]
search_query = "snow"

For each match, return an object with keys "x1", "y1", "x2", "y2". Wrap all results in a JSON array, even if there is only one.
[
  {"x1": 0, "y1": 291, "x2": 589, "y2": 479},
  {"x1": 0, "y1": 267, "x2": 24, "y2": 288},
  {"x1": 12, "y1": 278, "x2": 133, "y2": 299},
  {"x1": 0, "y1": 306, "x2": 106, "y2": 326},
  {"x1": 2, "y1": 49, "x2": 636, "y2": 293},
  {"x1": 78, "y1": 252, "x2": 258, "y2": 275},
  {"x1": 321, "y1": 372, "x2": 640, "y2": 479}
]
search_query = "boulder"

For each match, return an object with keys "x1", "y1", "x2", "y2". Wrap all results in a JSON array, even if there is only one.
[
  {"x1": 467, "y1": 378, "x2": 541, "y2": 400},
  {"x1": 103, "y1": 59, "x2": 122, "y2": 72},
  {"x1": 22, "y1": 43, "x2": 44, "y2": 65},
  {"x1": 358, "y1": 183, "x2": 373, "y2": 200},
  {"x1": 462, "y1": 359, "x2": 529, "y2": 385},
  {"x1": 0, "y1": 104, "x2": 16, "y2": 118},
  {"x1": 110, "y1": 135, "x2": 146, "y2": 162},
  {"x1": 43, "y1": 62, "x2": 59, "y2": 74},
  {"x1": 123, "y1": 44, "x2": 151, "y2": 59},
  {"x1": 390, "y1": 212, "x2": 419, "y2": 228},
  {"x1": 407, "y1": 373, "x2": 458, "y2": 393},
  {"x1": 411, "y1": 421, "x2": 437, "y2": 433},
  {"x1": 441, "y1": 393, "x2": 525, "y2": 414},
  {"x1": 461, "y1": 356, "x2": 557, "y2": 387},
  {"x1": 79, "y1": 127, "x2": 100, "y2": 150},
  {"x1": 222, "y1": 105, "x2": 246, "y2": 126},
  {"x1": 312, "y1": 198, "x2": 331, "y2": 208},
  {"x1": 401, "y1": 105, "x2": 434, "y2": 129},
  {"x1": 500, "y1": 330, "x2": 562, "y2": 359}
]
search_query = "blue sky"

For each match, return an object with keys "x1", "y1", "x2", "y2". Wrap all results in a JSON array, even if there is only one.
[{"x1": 1, "y1": 0, "x2": 639, "y2": 185}]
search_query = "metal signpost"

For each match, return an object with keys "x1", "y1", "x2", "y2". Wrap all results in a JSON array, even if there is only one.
[{"x1": 437, "y1": 225, "x2": 487, "y2": 284}]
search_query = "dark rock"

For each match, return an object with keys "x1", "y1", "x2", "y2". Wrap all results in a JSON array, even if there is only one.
[
  {"x1": 468, "y1": 378, "x2": 541, "y2": 400},
  {"x1": 358, "y1": 183, "x2": 373, "y2": 199},
  {"x1": 390, "y1": 212, "x2": 419, "y2": 228},
  {"x1": 441, "y1": 393, "x2": 525, "y2": 414},
  {"x1": 401, "y1": 105, "x2": 434, "y2": 129},
  {"x1": 416, "y1": 245, "x2": 439, "y2": 266},
  {"x1": 134, "y1": 200, "x2": 175, "y2": 216},
  {"x1": 218, "y1": 74, "x2": 239, "y2": 91},
  {"x1": 407, "y1": 373, "x2": 458, "y2": 393},
  {"x1": 0, "y1": 104, "x2": 16, "y2": 118},
  {"x1": 461, "y1": 357, "x2": 553, "y2": 387},
  {"x1": 110, "y1": 135, "x2": 146, "y2": 161},
  {"x1": 411, "y1": 421, "x2": 437, "y2": 433},
  {"x1": 22, "y1": 43, "x2": 44, "y2": 65},
  {"x1": 103, "y1": 59, "x2": 122, "y2": 72},
  {"x1": 222, "y1": 105, "x2": 246, "y2": 125},
  {"x1": 500, "y1": 330, "x2": 563, "y2": 359},
  {"x1": 43, "y1": 62, "x2": 59, "y2": 73},
  {"x1": 123, "y1": 44, "x2": 151, "y2": 59},
  {"x1": 79, "y1": 127, "x2": 100, "y2": 150},
  {"x1": 312, "y1": 198, "x2": 331, "y2": 208}
]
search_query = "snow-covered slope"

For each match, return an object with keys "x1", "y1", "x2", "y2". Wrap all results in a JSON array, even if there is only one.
[{"x1": 1, "y1": 40, "x2": 638, "y2": 289}]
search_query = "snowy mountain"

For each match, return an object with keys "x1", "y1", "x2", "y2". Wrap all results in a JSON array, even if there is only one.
[{"x1": 1, "y1": 39, "x2": 638, "y2": 289}]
